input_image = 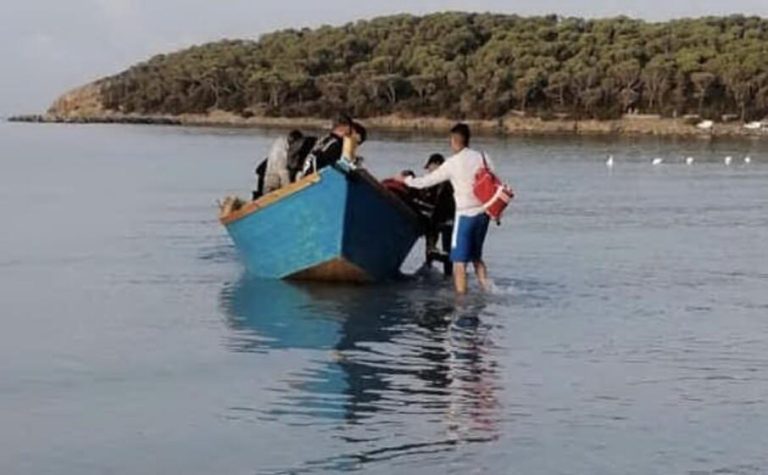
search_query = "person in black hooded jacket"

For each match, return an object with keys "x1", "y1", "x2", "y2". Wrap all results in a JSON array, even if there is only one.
[
  {"x1": 418, "y1": 154, "x2": 456, "y2": 276},
  {"x1": 301, "y1": 114, "x2": 354, "y2": 175}
]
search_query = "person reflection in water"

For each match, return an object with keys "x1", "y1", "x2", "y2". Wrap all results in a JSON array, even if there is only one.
[{"x1": 220, "y1": 278, "x2": 500, "y2": 469}]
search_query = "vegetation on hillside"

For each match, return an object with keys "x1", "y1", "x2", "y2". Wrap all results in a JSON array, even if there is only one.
[{"x1": 98, "y1": 13, "x2": 768, "y2": 122}]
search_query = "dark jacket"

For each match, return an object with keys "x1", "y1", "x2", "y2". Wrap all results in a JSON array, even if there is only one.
[
  {"x1": 305, "y1": 133, "x2": 344, "y2": 173},
  {"x1": 419, "y1": 182, "x2": 456, "y2": 227},
  {"x1": 286, "y1": 136, "x2": 317, "y2": 181}
]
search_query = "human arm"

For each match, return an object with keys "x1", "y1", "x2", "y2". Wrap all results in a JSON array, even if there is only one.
[
  {"x1": 255, "y1": 158, "x2": 268, "y2": 176},
  {"x1": 404, "y1": 161, "x2": 452, "y2": 190},
  {"x1": 481, "y1": 152, "x2": 495, "y2": 171}
]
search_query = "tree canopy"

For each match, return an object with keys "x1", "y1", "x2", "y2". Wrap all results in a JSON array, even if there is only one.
[{"x1": 98, "y1": 13, "x2": 768, "y2": 122}]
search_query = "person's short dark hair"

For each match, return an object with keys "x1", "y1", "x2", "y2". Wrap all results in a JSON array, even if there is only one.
[
  {"x1": 424, "y1": 153, "x2": 445, "y2": 169},
  {"x1": 401, "y1": 169, "x2": 416, "y2": 178},
  {"x1": 450, "y1": 123, "x2": 471, "y2": 147},
  {"x1": 334, "y1": 113, "x2": 354, "y2": 128},
  {"x1": 287, "y1": 129, "x2": 303, "y2": 144},
  {"x1": 353, "y1": 122, "x2": 367, "y2": 144}
]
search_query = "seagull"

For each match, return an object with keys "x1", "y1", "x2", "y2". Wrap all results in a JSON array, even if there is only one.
[
  {"x1": 724, "y1": 156, "x2": 733, "y2": 166},
  {"x1": 685, "y1": 157, "x2": 695, "y2": 165},
  {"x1": 652, "y1": 157, "x2": 664, "y2": 166},
  {"x1": 606, "y1": 155, "x2": 614, "y2": 168},
  {"x1": 744, "y1": 156, "x2": 752, "y2": 164}
]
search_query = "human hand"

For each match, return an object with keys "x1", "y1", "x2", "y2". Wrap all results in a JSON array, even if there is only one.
[{"x1": 397, "y1": 169, "x2": 416, "y2": 183}]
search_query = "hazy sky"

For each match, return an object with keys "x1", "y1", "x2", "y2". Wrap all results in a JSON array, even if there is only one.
[{"x1": 3, "y1": 0, "x2": 768, "y2": 114}]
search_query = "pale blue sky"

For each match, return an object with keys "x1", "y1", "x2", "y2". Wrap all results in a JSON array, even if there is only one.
[{"x1": 2, "y1": 0, "x2": 768, "y2": 114}]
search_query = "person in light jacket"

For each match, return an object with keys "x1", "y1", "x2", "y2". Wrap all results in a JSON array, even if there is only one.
[
  {"x1": 404, "y1": 123, "x2": 493, "y2": 294},
  {"x1": 264, "y1": 129, "x2": 304, "y2": 193}
]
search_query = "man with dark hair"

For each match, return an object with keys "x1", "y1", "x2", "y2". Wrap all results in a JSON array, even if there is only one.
[
  {"x1": 450, "y1": 123, "x2": 471, "y2": 147},
  {"x1": 287, "y1": 130, "x2": 303, "y2": 143},
  {"x1": 264, "y1": 129, "x2": 304, "y2": 194},
  {"x1": 301, "y1": 114, "x2": 354, "y2": 175},
  {"x1": 404, "y1": 123, "x2": 494, "y2": 294}
]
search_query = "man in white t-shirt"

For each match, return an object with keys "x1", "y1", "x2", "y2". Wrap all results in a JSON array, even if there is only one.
[{"x1": 404, "y1": 123, "x2": 493, "y2": 294}]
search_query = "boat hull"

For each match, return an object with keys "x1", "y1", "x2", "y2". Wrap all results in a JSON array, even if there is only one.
[{"x1": 221, "y1": 167, "x2": 421, "y2": 282}]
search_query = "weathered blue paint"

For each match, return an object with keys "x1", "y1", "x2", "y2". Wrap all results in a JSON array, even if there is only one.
[
  {"x1": 343, "y1": 173, "x2": 419, "y2": 281},
  {"x1": 225, "y1": 168, "x2": 348, "y2": 279},
  {"x1": 223, "y1": 166, "x2": 421, "y2": 282}
]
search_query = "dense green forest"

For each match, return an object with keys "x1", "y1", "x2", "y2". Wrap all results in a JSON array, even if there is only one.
[{"x1": 98, "y1": 13, "x2": 768, "y2": 121}]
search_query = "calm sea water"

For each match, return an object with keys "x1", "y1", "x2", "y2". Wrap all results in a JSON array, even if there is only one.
[{"x1": 1, "y1": 122, "x2": 767, "y2": 475}]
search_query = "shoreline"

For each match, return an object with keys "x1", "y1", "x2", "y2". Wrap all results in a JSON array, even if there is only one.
[{"x1": 7, "y1": 112, "x2": 768, "y2": 139}]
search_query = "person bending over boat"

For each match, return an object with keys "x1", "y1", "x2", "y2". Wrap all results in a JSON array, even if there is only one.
[
  {"x1": 264, "y1": 129, "x2": 304, "y2": 194},
  {"x1": 418, "y1": 154, "x2": 456, "y2": 277},
  {"x1": 301, "y1": 114, "x2": 354, "y2": 175},
  {"x1": 403, "y1": 124, "x2": 493, "y2": 294}
]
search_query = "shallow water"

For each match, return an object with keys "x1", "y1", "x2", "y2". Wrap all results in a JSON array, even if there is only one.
[{"x1": 1, "y1": 122, "x2": 767, "y2": 474}]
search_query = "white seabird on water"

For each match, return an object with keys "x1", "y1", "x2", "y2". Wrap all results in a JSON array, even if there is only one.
[
  {"x1": 685, "y1": 157, "x2": 695, "y2": 165},
  {"x1": 606, "y1": 155, "x2": 614, "y2": 168},
  {"x1": 652, "y1": 157, "x2": 664, "y2": 166},
  {"x1": 724, "y1": 156, "x2": 733, "y2": 166},
  {"x1": 744, "y1": 156, "x2": 752, "y2": 164}
]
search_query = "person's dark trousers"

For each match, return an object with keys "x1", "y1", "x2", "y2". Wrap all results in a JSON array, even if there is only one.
[
  {"x1": 440, "y1": 224, "x2": 453, "y2": 277},
  {"x1": 425, "y1": 224, "x2": 453, "y2": 277}
]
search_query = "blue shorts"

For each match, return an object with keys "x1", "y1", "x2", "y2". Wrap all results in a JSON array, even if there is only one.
[{"x1": 450, "y1": 213, "x2": 490, "y2": 263}]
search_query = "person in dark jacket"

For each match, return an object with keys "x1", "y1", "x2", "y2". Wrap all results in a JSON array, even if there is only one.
[
  {"x1": 301, "y1": 114, "x2": 354, "y2": 176},
  {"x1": 419, "y1": 154, "x2": 456, "y2": 276}
]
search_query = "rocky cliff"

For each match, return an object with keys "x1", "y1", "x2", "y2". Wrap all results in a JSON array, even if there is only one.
[{"x1": 47, "y1": 82, "x2": 107, "y2": 118}]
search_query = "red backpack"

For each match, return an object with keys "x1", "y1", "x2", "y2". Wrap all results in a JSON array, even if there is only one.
[{"x1": 473, "y1": 153, "x2": 515, "y2": 223}]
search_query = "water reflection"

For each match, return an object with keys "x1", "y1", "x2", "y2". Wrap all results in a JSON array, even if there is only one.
[{"x1": 220, "y1": 276, "x2": 502, "y2": 471}]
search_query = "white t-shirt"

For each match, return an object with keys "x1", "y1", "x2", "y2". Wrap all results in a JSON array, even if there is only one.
[{"x1": 405, "y1": 147, "x2": 493, "y2": 217}]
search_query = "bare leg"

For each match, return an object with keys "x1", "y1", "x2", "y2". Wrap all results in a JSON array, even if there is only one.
[
  {"x1": 454, "y1": 263, "x2": 468, "y2": 294},
  {"x1": 474, "y1": 260, "x2": 490, "y2": 292}
]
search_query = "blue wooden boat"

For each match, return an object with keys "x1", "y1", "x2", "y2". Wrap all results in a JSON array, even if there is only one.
[{"x1": 219, "y1": 166, "x2": 421, "y2": 282}]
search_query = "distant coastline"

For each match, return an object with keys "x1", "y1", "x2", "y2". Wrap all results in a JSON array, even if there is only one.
[
  {"x1": 8, "y1": 111, "x2": 768, "y2": 139},
  {"x1": 11, "y1": 13, "x2": 768, "y2": 140}
]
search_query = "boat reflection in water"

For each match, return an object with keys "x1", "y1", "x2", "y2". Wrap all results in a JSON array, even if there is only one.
[{"x1": 219, "y1": 275, "x2": 503, "y2": 470}]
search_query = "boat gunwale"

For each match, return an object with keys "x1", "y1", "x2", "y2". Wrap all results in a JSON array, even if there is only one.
[
  {"x1": 219, "y1": 166, "x2": 422, "y2": 228},
  {"x1": 346, "y1": 168, "x2": 422, "y2": 228},
  {"x1": 219, "y1": 172, "x2": 322, "y2": 225}
]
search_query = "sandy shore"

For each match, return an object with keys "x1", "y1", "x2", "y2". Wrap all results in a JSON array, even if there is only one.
[{"x1": 8, "y1": 111, "x2": 768, "y2": 139}]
